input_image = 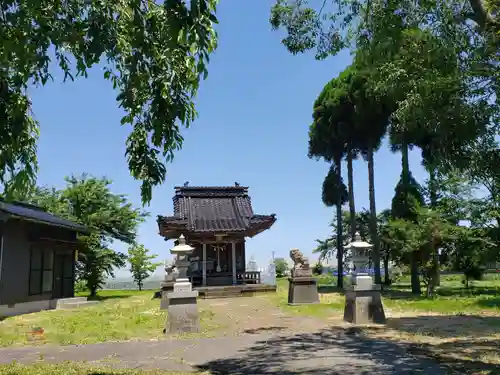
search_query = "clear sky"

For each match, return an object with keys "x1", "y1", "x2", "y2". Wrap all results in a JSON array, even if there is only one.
[{"x1": 29, "y1": 1, "x2": 426, "y2": 277}]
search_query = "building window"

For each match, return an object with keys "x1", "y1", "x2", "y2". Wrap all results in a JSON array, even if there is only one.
[{"x1": 29, "y1": 246, "x2": 54, "y2": 295}]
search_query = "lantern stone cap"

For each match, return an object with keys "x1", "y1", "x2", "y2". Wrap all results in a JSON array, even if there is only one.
[
  {"x1": 345, "y1": 232, "x2": 373, "y2": 249},
  {"x1": 170, "y1": 234, "x2": 194, "y2": 254}
]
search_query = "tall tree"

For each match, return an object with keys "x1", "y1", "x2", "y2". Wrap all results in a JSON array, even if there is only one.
[
  {"x1": 391, "y1": 171, "x2": 425, "y2": 294},
  {"x1": 346, "y1": 65, "x2": 391, "y2": 285},
  {"x1": 0, "y1": 0, "x2": 218, "y2": 204},
  {"x1": 128, "y1": 244, "x2": 161, "y2": 291},
  {"x1": 26, "y1": 175, "x2": 147, "y2": 296},
  {"x1": 309, "y1": 77, "x2": 352, "y2": 287},
  {"x1": 270, "y1": 0, "x2": 498, "y2": 70},
  {"x1": 377, "y1": 209, "x2": 394, "y2": 285},
  {"x1": 271, "y1": 0, "x2": 498, "y2": 186},
  {"x1": 320, "y1": 165, "x2": 348, "y2": 286}
]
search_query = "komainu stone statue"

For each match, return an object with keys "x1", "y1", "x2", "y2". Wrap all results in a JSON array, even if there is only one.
[
  {"x1": 160, "y1": 260, "x2": 179, "y2": 309},
  {"x1": 164, "y1": 262, "x2": 179, "y2": 283},
  {"x1": 289, "y1": 248, "x2": 310, "y2": 270},
  {"x1": 287, "y1": 248, "x2": 318, "y2": 305}
]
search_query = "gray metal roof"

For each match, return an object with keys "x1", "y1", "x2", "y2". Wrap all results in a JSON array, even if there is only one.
[
  {"x1": 0, "y1": 201, "x2": 89, "y2": 233},
  {"x1": 158, "y1": 185, "x2": 276, "y2": 235}
]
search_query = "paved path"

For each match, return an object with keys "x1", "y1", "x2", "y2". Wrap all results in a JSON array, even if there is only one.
[
  {"x1": 0, "y1": 329, "x2": 449, "y2": 374},
  {"x1": 0, "y1": 297, "x2": 450, "y2": 374}
]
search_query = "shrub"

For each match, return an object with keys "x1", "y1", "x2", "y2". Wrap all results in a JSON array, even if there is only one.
[
  {"x1": 274, "y1": 258, "x2": 289, "y2": 278},
  {"x1": 74, "y1": 280, "x2": 88, "y2": 294},
  {"x1": 312, "y1": 263, "x2": 324, "y2": 275}
]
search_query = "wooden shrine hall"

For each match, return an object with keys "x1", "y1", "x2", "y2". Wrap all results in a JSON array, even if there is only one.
[{"x1": 157, "y1": 184, "x2": 277, "y2": 288}]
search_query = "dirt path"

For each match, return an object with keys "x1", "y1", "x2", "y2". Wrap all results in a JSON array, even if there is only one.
[
  {"x1": 0, "y1": 297, "x2": 448, "y2": 374},
  {"x1": 199, "y1": 296, "x2": 332, "y2": 335}
]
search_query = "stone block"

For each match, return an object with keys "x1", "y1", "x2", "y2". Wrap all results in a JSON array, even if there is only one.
[
  {"x1": 288, "y1": 277, "x2": 319, "y2": 305},
  {"x1": 159, "y1": 282, "x2": 174, "y2": 310},
  {"x1": 291, "y1": 268, "x2": 312, "y2": 278},
  {"x1": 343, "y1": 287, "x2": 386, "y2": 325},
  {"x1": 166, "y1": 290, "x2": 200, "y2": 334}
]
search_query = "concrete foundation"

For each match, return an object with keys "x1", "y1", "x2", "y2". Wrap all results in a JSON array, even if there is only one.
[
  {"x1": 288, "y1": 276, "x2": 319, "y2": 305},
  {"x1": 343, "y1": 277, "x2": 386, "y2": 324}
]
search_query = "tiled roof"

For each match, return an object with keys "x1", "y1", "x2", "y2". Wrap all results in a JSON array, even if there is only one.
[
  {"x1": 157, "y1": 186, "x2": 276, "y2": 237},
  {"x1": 0, "y1": 201, "x2": 89, "y2": 233}
]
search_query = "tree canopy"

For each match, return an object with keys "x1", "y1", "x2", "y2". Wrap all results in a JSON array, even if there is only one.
[
  {"x1": 25, "y1": 174, "x2": 147, "y2": 295},
  {"x1": 128, "y1": 244, "x2": 161, "y2": 291},
  {"x1": 0, "y1": 0, "x2": 219, "y2": 204}
]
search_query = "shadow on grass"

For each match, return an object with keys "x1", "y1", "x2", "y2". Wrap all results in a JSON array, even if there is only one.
[
  {"x1": 381, "y1": 289, "x2": 426, "y2": 301},
  {"x1": 476, "y1": 296, "x2": 500, "y2": 309},
  {"x1": 243, "y1": 326, "x2": 287, "y2": 334},
  {"x1": 438, "y1": 286, "x2": 500, "y2": 296},
  {"x1": 383, "y1": 314, "x2": 500, "y2": 338},
  {"x1": 374, "y1": 284, "x2": 500, "y2": 300},
  {"x1": 317, "y1": 285, "x2": 344, "y2": 294},
  {"x1": 196, "y1": 326, "x2": 448, "y2": 375},
  {"x1": 87, "y1": 294, "x2": 133, "y2": 302}
]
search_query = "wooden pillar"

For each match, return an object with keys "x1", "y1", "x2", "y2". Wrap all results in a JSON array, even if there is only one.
[
  {"x1": 202, "y1": 242, "x2": 207, "y2": 286},
  {"x1": 232, "y1": 242, "x2": 237, "y2": 285}
]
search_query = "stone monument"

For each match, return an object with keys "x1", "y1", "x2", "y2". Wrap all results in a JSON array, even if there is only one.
[
  {"x1": 288, "y1": 248, "x2": 319, "y2": 305},
  {"x1": 246, "y1": 255, "x2": 258, "y2": 272},
  {"x1": 165, "y1": 234, "x2": 200, "y2": 334},
  {"x1": 159, "y1": 259, "x2": 179, "y2": 310},
  {"x1": 343, "y1": 232, "x2": 386, "y2": 324},
  {"x1": 262, "y1": 258, "x2": 277, "y2": 286}
]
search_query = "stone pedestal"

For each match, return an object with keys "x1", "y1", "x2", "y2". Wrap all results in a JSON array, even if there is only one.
[
  {"x1": 159, "y1": 281, "x2": 174, "y2": 310},
  {"x1": 343, "y1": 276, "x2": 386, "y2": 324},
  {"x1": 288, "y1": 269, "x2": 319, "y2": 305},
  {"x1": 166, "y1": 282, "x2": 200, "y2": 334}
]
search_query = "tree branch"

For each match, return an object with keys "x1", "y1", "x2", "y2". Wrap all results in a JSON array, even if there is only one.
[{"x1": 468, "y1": 0, "x2": 496, "y2": 30}]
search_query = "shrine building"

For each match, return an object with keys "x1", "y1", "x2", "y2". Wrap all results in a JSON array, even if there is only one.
[{"x1": 157, "y1": 184, "x2": 276, "y2": 287}]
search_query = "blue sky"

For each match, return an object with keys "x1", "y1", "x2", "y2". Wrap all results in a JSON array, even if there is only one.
[{"x1": 29, "y1": 1, "x2": 426, "y2": 277}]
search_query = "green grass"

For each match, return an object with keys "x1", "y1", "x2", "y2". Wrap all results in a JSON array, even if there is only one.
[
  {"x1": 0, "y1": 290, "x2": 223, "y2": 347},
  {"x1": 272, "y1": 273, "x2": 500, "y2": 317},
  {"x1": 383, "y1": 273, "x2": 500, "y2": 314},
  {"x1": 269, "y1": 278, "x2": 344, "y2": 318},
  {"x1": 0, "y1": 362, "x2": 209, "y2": 375}
]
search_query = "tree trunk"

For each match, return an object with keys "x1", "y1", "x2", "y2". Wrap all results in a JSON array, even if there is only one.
[
  {"x1": 428, "y1": 167, "x2": 440, "y2": 287},
  {"x1": 401, "y1": 143, "x2": 410, "y2": 187},
  {"x1": 347, "y1": 148, "x2": 356, "y2": 240},
  {"x1": 426, "y1": 278, "x2": 434, "y2": 297},
  {"x1": 383, "y1": 254, "x2": 390, "y2": 285},
  {"x1": 367, "y1": 146, "x2": 382, "y2": 284},
  {"x1": 468, "y1": 0, "x2": 496, "y2": 30},
  {"x1": 410, "y1": 252, "x2": 421, "y2": 294},
  {"x1": 402, "y1": 144, "x2": 421, "y2": 294},
  {"x1": 335, "y1": 156, "x2": 344, "y2": 289}
]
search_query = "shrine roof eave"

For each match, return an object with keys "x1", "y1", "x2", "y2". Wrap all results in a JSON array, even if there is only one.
[{"x1": 157, "y1": 214, "x2": 277, "y2": 241}]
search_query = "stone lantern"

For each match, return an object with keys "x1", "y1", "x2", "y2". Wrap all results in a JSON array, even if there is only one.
[
  {"x1": 343, "y1": 232, "x2": 386, "y2": 325},
  {"x1": 164, "y1": 234, "x2": 199, "y2": 334},
  {"x1": 170, "y1": 234, "x2": 194, "y2": 291},
  {"x1": 345, "y1": 232, "x2": 373, "y2": 289}
]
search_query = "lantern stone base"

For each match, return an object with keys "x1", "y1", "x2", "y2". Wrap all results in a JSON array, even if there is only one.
[
  {"x1": 165, "y1": 282, "x2": 200, "y2": 334},
  {"x1": 288, "y1": 276, "x2": 319, "y2": 305},
  {"x1": 343, "y1": 281, "x2": 386, "y2": 325}
]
